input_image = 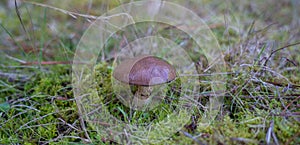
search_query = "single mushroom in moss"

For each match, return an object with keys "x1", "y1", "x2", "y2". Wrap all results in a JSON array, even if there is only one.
[{"x1": 113, "y1": 55, "x2": 177, "y2": 102}]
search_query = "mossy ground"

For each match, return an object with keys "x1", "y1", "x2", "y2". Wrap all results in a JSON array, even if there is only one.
[{"x1": 1, "y1": 0, "x2": 300, "y2": 144}]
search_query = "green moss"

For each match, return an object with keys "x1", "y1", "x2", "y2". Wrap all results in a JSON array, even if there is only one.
[
  {"x1": 274, "y1": 117, "x2": 300, "y2": 144},
  {"x1": 0, "y1": 65, "x2": 78, "y2": 144}
]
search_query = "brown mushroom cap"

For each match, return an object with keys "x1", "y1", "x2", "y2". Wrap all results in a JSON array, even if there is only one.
[{"x1": 113, "y1": 55, "x2": 177, "y2": 86}]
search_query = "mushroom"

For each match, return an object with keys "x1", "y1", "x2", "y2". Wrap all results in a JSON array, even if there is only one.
[{"x1": 113, "y1": 55, "x2": 177, "y2": 107}]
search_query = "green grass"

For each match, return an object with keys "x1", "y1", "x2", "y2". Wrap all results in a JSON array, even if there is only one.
[{"x1": 0, "y1": 0, "x2": 300, "y2": 144}]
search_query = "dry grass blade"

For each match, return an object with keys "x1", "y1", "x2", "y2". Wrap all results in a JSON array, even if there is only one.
[
  {"x1": 0, "y1": 71, "x2": 31, "y2": 82},
  {"x1": 272, "y1": 131, "x2": 279, "y2": 145},
  {"x1": 15, "y1": 0, "x2": 28, "y2": 37},
  {"x1": 24, "y1": 0, "x2": 136, "y2": 25},
  {"x1": 20, "y1": 61, "x2": 86, "y2": 65},
  {"x1": 282, "y1": 96, "x2": 300, "y2": 115},
  {"x1": 23, "y1": 1, "x2": 98, "y2": 20},
  {"x1": 16, "y1": 112, "x2": 57, "y2": 132},
  {"x1": 5, "y1": 54, "x2": 26, "y2": 63},
  {"x1": 264, "y1": 41, "x2": 300, "y2": 67},
  {"x1": 230, "y1": 137, "x2": 258, "y2": 144},
  {"x1": 266, "y1": 120, "x2": 274, "y2": 144},
  {"x1": 180, "y1": 131, "x2": 205, "y2": 145}
]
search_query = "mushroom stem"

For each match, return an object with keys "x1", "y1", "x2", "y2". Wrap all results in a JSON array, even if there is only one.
[
  {"x1": 129, "y1": 85, "x2": 152, "y2": 109},
  {"x1": 135, "y1": 86, "x2": 153, "y2": 100}
]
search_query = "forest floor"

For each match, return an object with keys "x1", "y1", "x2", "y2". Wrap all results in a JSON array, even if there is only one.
[{"x1": 0, "y1": 0, "x2": 299, "y2": 144}]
